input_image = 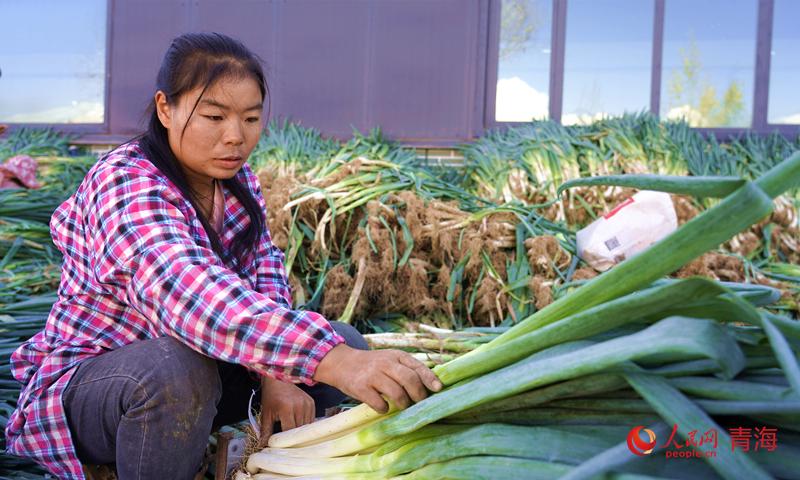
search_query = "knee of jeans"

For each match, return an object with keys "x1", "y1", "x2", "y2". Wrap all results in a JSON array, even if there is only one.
[
  {"x1": 328, "y1": 321, "x2": 369, "y2": 351},
  {"x1": 145, "y1": 337, "x2": 222, "y2": 410}
]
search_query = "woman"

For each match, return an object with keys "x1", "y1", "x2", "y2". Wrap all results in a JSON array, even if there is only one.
[{"x1": 5, "y1": 32, "x2": 441, "y2": 479}]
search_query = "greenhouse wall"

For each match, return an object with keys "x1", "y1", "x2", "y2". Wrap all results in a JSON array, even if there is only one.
[{"x1": 1, "y1": 0, "x2": 798, "y2": 146}]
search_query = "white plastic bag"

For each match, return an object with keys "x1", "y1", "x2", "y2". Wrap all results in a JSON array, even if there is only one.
[{"x1": 576, "y1": 190, "x2": 677, "y2": 272}]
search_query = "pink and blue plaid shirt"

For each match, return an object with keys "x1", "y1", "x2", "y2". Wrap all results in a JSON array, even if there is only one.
[{"x1": 5, "y1": 142, "x2": 343, "y2": 478}]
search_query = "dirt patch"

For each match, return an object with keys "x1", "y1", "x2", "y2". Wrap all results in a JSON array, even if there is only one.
[
  {"x1": 572, "y1": 267, "x2": 598, "y2": 281},
  {"x1": 321, "y1": 264, "x2": 355, "y2": 320},
  {"x1": 525, "y1": 235, "x2": 571, "y2": 279},
  {"x1": 725, "y1": 231, "x2": 761, "y2": 258},
  {"x1": 671, "y1": 195, "x2": 700, "y2": 225},
  {"x1": 674, "y1": 252, "x2": 745, "y2": 282},
  {"x1": 529, "y1": 276, "x2": 553, "y2": 310}
]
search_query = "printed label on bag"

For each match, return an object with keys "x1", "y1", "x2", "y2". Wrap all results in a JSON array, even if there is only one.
[
  {"x1": 604, "y1": 237, "x2": 621, "y2": 251},
  {"x1": 603, "y1": 197, "x2": 635, "y2": 219}
]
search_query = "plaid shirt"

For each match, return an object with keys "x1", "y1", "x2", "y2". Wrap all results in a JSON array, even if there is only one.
[{"x1": 5, "y1": 142, "x2": 343, "y2": 478}]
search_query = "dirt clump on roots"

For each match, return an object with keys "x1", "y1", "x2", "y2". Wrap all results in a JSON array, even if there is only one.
[
  {"x1": 474, "y1": 277, "x2": 506, "y2": 327},
  {"x1": 529, "y1": 276, "x2": 553, "y2": 310},
  {"x1": 706, "y1": 254, "x2": 746, "y2": 282},
  {"x1": 674, "y1": 253, "x2": 745, "y2": 282},
  {"x1": 258, "y1": 168, "x2": 300, "y2": 250},
  {"x1": 390, "y1": 260, "x2": 438, "y2": 316},
  {"x1": 431, "y1": 265, "x2": 457, "y2": 320},
  {"x1": 350, "y1": 220, "x2": 394, "y2": 302},
  {"x1": 321, "y1": 264, "x2": 355, "y2": 320},
  {"x1": 725, "y1": 231, "x2": 761, "y2": 258},
  {"x1": 770, "y1": 226, "x2": 800, "y2": 263},
  {"x1": 722, "y1": 196, "x2": 797, "y2": 260},
  {"x1": 769, "y1": 196, "x2": 798, "y2": 228},
  {"x1": 675, "y1": 256, "x2": 714, "y2": 279},
  {"x1": 525, "y1": 236, "x2": 571, "y2": 279},
  {"x1": 571, "y1": 267, "x2": 598, "y2": 281},
  {"x1": 671, "y1": 195, "x2": 700, "y2": 225}
]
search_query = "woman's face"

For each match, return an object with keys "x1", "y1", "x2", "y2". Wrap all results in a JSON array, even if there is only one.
[{"x1": 155, "y1": 75, "x2": 263, "y2": 194}]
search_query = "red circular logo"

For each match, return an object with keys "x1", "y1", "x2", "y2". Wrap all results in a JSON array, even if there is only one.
[{"x1": 627, "y1": 426, "x2": 657, "y2": 456}]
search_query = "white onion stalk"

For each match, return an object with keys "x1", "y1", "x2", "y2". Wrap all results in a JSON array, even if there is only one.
[{"x1": 268, "y1": 403, "x2": 388, "y2": 448}]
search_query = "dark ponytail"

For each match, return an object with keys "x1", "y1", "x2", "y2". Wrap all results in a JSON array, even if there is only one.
[{"x1": 137, "y1": 32, "x2": 270, "y2": 272}]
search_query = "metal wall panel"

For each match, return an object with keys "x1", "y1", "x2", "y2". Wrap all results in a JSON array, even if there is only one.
[
  {"x1": 368, "y1": 0, "x2": 481, "y2": 142},
  {"x1": 752, "y1": 0, "x2": 774, "y2": 130},
  {"x1": 101, "y1": 0, "x2": 491, "y2": 143},
  {"x1": 193, "y1": 0, "x2": 273, "y2": 63},
  {"x1": 107, "y1": 0, "x2": 189, "y2": 135},
  {"x1": 192, "y1": 0, "x2": 276, "y2": 117},
  {"x1": 273, "y1": 1, "x2": 371, "y2": 138}
]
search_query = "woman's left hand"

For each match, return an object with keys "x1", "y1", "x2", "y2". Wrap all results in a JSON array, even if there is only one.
[{"x1": 258, "y1": 376, "x2": 315, "y2": 447}]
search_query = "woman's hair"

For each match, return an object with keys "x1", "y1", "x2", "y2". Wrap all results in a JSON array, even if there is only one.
[{"x1": 138, "y1": 32, "x2": 269, "y2": 271}]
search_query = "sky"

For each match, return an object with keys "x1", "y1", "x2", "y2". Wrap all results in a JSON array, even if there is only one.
[{"x1": 496, "y1": 0, "x2": 800, "y2": 127}]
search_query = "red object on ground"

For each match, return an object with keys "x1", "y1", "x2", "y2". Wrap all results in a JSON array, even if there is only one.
[{"x1": 0, "y1": 155, "x2": 42, "y2": 189}]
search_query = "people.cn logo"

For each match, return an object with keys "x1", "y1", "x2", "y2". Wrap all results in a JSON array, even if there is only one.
[{"x1": 627, "y1": 426, "x2": 657, "y2": 456}]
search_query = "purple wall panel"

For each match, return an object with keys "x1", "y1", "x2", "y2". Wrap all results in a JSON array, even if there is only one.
[
  {"x1": 752, "y1": 0, "x2": 773, "y2": 130},
  {"x1": 108, "y1": 0, "x2": 188, "y2": 135},
  {"x1": 273, "y1": 1, "x2": 370, "y2": 139},
  {"x1": 483, "y1": 0, "x2": 502, "y2": 130},
  {"x1": 369, "y1": 1, "x2": 480, "y2": 142},
  {"x1": 193, "y1": 0, "x2": 275, "y2": 117},
  {"x1": 100, "y1": 0, "x2": 493, "y2": 143},
  {"x1": 193, "y1": 0, "x2": 272, "y2": 63}
]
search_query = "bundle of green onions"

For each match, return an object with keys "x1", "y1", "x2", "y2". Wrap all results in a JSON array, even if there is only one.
[
  {"x1": 1, "y1": 124, "x2": 799, "y2": 478},
  {"x1": 256, "y1": 128, "x2": 573, "y2": 328},
  {"x1": 461, "y1": 113, "x2": 800, "y2": 227},
  {"x1": 235, "y1": 152, "x2": 800, "y2": 479},
  {"x1": 0, "y1": 128, "x2": 72, "y2": 159},
  {"x1": 255, "y1": 122, "x2": 800, "y2": 330},
  {"x1": 363, "y1": 322, "x2": 503, "y2": 367}
]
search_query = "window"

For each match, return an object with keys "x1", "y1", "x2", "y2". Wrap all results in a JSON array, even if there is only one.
[
  {"x1": 562, "y1": 0, "x2": 653, "y2": 125},
  {"x1": 495, "y1": 0, "x2": 553, "y2": 122},
  {"x1": 0, "y1": 0, "x2": 107, "y2": 124},
  {"x1": 768, "y1": 0, "x2": 800, "y2": 124},
  {"x1": 660, "y1": 0, "x2": 757, "y2": 127}
]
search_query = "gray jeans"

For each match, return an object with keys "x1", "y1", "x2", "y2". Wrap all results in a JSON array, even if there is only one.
[{"x1": 63, "y1": 321, "x2": 367, "y2": 479}]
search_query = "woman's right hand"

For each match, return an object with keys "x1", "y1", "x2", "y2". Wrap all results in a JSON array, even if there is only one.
[{"x1": 313, "y1": 343, "x2": 443, "y2": 414}]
